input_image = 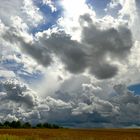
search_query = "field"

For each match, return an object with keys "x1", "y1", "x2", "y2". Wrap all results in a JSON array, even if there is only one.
[{"x1": 0, "y1": 129, "x2": 139, "y2": 140}]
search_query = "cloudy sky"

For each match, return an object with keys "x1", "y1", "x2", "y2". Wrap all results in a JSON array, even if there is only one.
[{"x1": 0, "y1": 0, "x2": 140, "y2": 128}]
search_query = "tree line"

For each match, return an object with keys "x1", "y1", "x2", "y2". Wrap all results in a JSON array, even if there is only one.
[{"x1": 0, "y1": 121, "x2": 62, "y2": 129}]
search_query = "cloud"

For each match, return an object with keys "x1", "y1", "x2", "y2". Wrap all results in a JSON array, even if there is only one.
[
  {"x1": 22, "y1": 0, "x2": 43, "y2": 26},
  {"x1": 0, "y1": 63, "x2": 139, "y2": 127},
  {"x1": 0, "y1": 79, "x2": 72, "y2": 123},
  {"x1": 33, "y1": 14, "x2": 132, "y2": 79},
  {"x1": 38, "y1": 31, "x2": 87, "y2": 74},
  {"x1": 112, "y1": 84, "x2": 140, "y2": 125},
  {"x1": 53, "y1": 75, "x2": 91, "y2": 102},
  {"x1": 72, "y1": 98, "x2": 118, "y2": 117},
  {"x1": 76, "y1": 84, "x2": 140, "y2": 127},
  {"x1": 42, "y1": 0, "x2": 57, "y2": 12},
  {"x1": 109, "y1": 0, "x2": 140, "y2": 41},
  {"x1": 45, "y1": 96, "x2": 72, "y2": 110},
  {"x1": 50, "y1": 75, "x2": 140, "y2": 127},
  {"x1": 0, "y1": 0, "x2": 43, "y2": 27},
  {"x1": 0, "y1": 42, "x2": 44, "y2": 83},
  {"x1": 0, "y1": 69, "x2": 15, "y2": 79},
  {"x1": 0, "y1": 2, "x2": 133, "y2": 80},
  {"x1": 0, "y1": 79, "x2": 38, "y2": 107}
]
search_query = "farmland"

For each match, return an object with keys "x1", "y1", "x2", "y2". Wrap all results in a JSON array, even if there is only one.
[{"x1": 0, "y1": 129, "x2": 139, "y2": 140}]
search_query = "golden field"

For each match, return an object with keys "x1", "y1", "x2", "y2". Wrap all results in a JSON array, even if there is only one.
[{"x1": 0, "y1": 128, "x2": 139, "y2": 140}]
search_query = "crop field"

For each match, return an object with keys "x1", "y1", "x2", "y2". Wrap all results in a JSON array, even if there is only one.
[{"x1": 0, "y1": 129, "x2": 139, "y2": 140}]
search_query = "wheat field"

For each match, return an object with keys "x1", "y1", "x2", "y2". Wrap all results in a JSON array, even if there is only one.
[
  {"x1": 0, "y1": 134, "x2": 41, "y2": 140},
  {"x1": 0, "y1": 129, "x2": 139, "y2": 140}
]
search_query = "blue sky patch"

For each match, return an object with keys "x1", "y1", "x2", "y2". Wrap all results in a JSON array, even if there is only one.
[
  {"x1": 86, "y1": 0, "x2": 110, "y2": 16},
  {"x1": 31, "y1": 0, "x2": 63, "y2": 34},
  {"x1": 128, "y1": 84, "x2": 140, "y2": 95}
]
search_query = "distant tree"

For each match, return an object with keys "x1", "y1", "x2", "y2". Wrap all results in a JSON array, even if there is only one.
[
  {"x1": 42, "y1": 122, "x2": 60, "y2": 129},
  {"x1": 52, "y1": 124, "x2": 60, "y2": 129},
  {"x1": 36, "y1": 123, "x2": 43, "y2": 128},
  {"x1": 16, "y1": 121, "x2": 22, "y2": 128},
  {"x1": 0, "y1": 120, "x2": 61, "y2": 129},
  {"x1": 10, "y1": 121, "x2": 21, "y2": 128},
  {"x1": 43, "y1": 122, "x2": 52, "y2": 128},
  {"x1": 0, "y1": 122, "x2": 3, "y2": 128},
  {"x1": 22, "y1": 122, "x2": 31, "y2": 128},
  {"x1": 3, "y1": 121, "x2": 10, "y2": 128}
]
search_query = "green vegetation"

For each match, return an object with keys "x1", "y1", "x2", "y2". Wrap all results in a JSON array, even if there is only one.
[
  {"x1": 0, "y1": 121, "x2": 61, "y2": 129},
  {"x1": 36, "y1": 122, "x2": 60, "y2": 129}
]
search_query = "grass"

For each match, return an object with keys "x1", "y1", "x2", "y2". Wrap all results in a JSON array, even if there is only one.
[{"x1": 0, "y1": 129, "x2": 139, "y2": 140}]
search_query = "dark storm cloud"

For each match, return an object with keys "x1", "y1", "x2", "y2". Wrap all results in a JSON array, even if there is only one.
[
  {"x1": 41, "y1": 32, "x2": 88, "y2": 73},
  {"x1": 0, "y1": 80, "x2": 37, "y2": 107},
  {"x1": 2, "y1": 27, "x2": 87, "y2": 73},
  {"x1": 35, "y1": 14, "x2": 132, "y2": 79},
  {"x1": 1, "y1": 13, "x2": 133, "y2": 79},
  {"x1": 89, "y1": 62, "x2": 118, "y2": 79},
  {"x1": 1, "y1": 25, "x2": 52, "y2": 66},
  {"x1": 21, "y1": 41, "x2": 52, "y2": 66},
  {"x1": 80, "y1": 14, "x2": 132, "y2": 79}
]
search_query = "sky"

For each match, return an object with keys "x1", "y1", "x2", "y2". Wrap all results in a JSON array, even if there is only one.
[{"x1": 0, "y1": 0, "x2": 140, "y2": 128}]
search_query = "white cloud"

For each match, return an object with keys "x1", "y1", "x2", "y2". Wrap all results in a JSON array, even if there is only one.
[
  {"x1": 22, "y1": 0, "x2": 43, "y2": 26},
  {"x1": 42, "y1": 0, "x2": 57, "y2": 12},
  {"x1": 46, "y1": 96, "x2": 72, "y2": 110},
  {"x1": 0, "y1": 0, "x2": 43, "y2": 27},
  {"x1": 0, "y1": 69, "x2": 15, "y2": 79},
  {"x1": 113, "y1": 84, "x2": 140, "y2": 123},
  {"x1": 61, "y1": 0, "x2": 89, "y2": 16},
  {"x1": 109, "y1": 0, "x2": 140, "y2": 41},
  {"x1": 0, "y1": 0, "x2": 23, "y2": 25},
  {"x1": 0, "y1": 79, "x2": 38, "y2": 107},
  {"x1": 0, "y1": 79, "x2": 73, "y2": 123},
  {"x1": 58, "y1": 0, "x2": 96, "y2": 40},
  {"x1": 72, "y1": 97, "x2": 119, "y2": 117}
]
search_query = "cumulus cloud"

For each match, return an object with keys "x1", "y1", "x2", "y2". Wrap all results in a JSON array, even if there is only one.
[
  {"x1": 109, "y1": 0, "x2": 140, "y2": 41},
  {"x1": 37, "y1": 31, "x2": 87, "y2": 74},
  {"x1": 45, "y1": 96, "x2": 72, "y2": 110},
  {"x1": 0, "y1": 1, "x2": 133, "y2": 80},
  {"x1": 0, "y1": 69, "x2": 15, "y2": 79},
  {"x1": 22, "y1": 0, "x2": 43, "y2": 26},
  {"x1": 71, "y1": 83, "x2": 140, "y2": 127},
  {"x1": 0, "y1": 62, "x2": 139, "y2": 127},
  {"x1": 0, "y1": 0, "x2": 43, "y2": 27},
  {"x1": 72, "y1": 97, "x2": 118, "y2": 117},
  {"x1": 29, "y1": 14, "x2": 132, "y2": 79},
  {"x1": 50, "y1": 74, "x2": 140, "y2": 127},
  {"x1": 113, "y1": 84, "x2": 140, "y2": 126},
  {"x1": 0, "y1": 79, "x2": 38, "y2": 107},
  {"x1": 0, "y1": 79, "x2": 72, "y2": 123},
  {"x1": 0, "y1": 40, "x2": 43, "y2": 84}
]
